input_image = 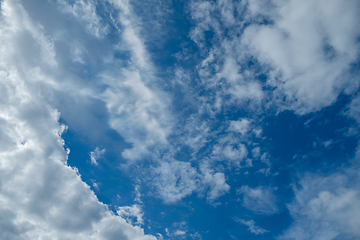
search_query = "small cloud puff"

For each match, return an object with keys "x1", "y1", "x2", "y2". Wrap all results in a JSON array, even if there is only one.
[
  {"x1": 90, "y1": 147, "x2": 106, "y2": 165},
  {"x1": 228, "y1": 119, "x2": 251, "y2": 135}
]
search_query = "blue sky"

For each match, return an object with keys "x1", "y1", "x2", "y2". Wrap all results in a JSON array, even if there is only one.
[{"x1": 0, "y1": 0, "x2": 360, "y2": 239}]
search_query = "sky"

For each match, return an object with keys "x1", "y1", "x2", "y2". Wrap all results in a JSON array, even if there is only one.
[{"x1": 0, "y1": 0, "x2": 360, "y2": 239}]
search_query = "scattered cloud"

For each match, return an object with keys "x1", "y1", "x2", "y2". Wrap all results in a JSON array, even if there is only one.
[
  {"x1": 237, "y1": 185, "x2": 278, "y2": 214},
  {"x1": 228, "y1": 119, "x2": 251, "y2": 135},
  {"x1": 1, "y1": 0, "x2": 360, "y2": 238},
  {"x1": 279, "y1": 169, "x2": 360, "y2": 240},
  {"x1": 117, "y1": 204, "x2": 144, "y2": 225},
  {"x1": 200, "y1": 162, "x2": 230, "y2": 202},
  {"x1": 90, "y1": 147, "x2": 106, "y2": 165},
  {"x1": 56, "y1": 0, "x2": 107, "y2": 37},
  {"x1": 150, "y1": 159, "x2": 199, "y2": 203},
  {"x1": 237, "y1": 219, "x2": 268, "y2": 235},
  {"x1": 241, "y1": 0, "x2": 360, "y2": 114},
  {"x1": 346, "y1": 93, "x2": 360, "y2": 124}
]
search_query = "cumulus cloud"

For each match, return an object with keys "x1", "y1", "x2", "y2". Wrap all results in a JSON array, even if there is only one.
[
  {"x1": 0, "y1": 1, "x2": 156, "y2": 239},
  {"x1": 279, "y1": 169, "x2": 360, "y2": 240},
  {"x1": 237, "y1": 185, "x2": 278, "y2": 214},
  {"x1": 0, "y1": 65, "x2": 155, "y2": 240},
  {"x1": 241, "y1": 0, "x2": 360, "y2": 114}
]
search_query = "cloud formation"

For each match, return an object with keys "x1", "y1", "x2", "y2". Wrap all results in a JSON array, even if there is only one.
[
  {"x1": 0, "y1": 1, "x2": 155, "y2": 239},
  {"x1": 279, "y1": 169, "x2": 360, "y2": 240},
  {"x1": 90, "y1": 147, "x2": 106, "y2": 165},
  {"x1": 237, "y1": 219, "x2": 268, "y2": 235},
  {"x1": 237, "y1": 185, "x2": 278, "y2": 215}
]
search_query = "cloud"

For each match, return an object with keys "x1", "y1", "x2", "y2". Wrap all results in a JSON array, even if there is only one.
[
  {"x1": 241, "y1": 0, "x2": 360, "y2": 114},
  {"x1": 101, "y1": 69, "x2": 173, "y2": 161},
  {"x1": 100, "y1": 0, "x2": 174, "y2": 161},
  {"x1": 200, "y1": 162, "x2": 230, "y2": 202},
  {"x1": 346, "y1": 93, "x2": 360, "y2": 124},
  {"x1": 56, "y1": 0, "x2": 107, "y2": 37},
  {"x1": 237, "y1": 186, "x2": 278, "y2": 214},
  {"x1": 228, "y1": 119, "x2": 251, "y2": 135},
  {"x1": 211, "y1": 138, "x2": 248, "y2": 165},
  {"x1": 189, "y1": 0, "x2": 360, "y2": 114},
  {"x1": 174, "y1": 230, "x2": 186, "y2": 236},
  {"x1": 150, "y1": 158, "x2": 231, "y2": 203},
  {"x1": 0, "y1": 1, "x2": 156, "y2": 239},
  {"x1": 150, "y1": 159, "x2": 199, "y2": 203},
  {"x1": 90, "y1": 147, "x2": 106, "y2": 165},
  {"x1": 117, "y1": 204, "x2": 144, "y2": 225},
  {"x1": 0, "y1": 70, "x2": 155, "y2": 240},
  {"x1": 279, "y1": 169, "x2": 360, "y2": 240},
  {"x1": 237, "y1": 219, "x2": 268, "y2": 235}
]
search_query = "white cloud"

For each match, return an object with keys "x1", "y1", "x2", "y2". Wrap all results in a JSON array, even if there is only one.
[
  {"x1": 56, "y1": 0, "x2": 107, "y2": 38},
  {"x1": 279, "y1": 170, "x2": 360, "y2": 240},
  {"x1": 237, "y1": 185, "x2": 278, "y2": 214},
  {"x1": 228, "y1": 119, "x2": 251, "y2": 135},
  {"x1": 252, "y1": 147, "x2": 261, "y2": 158},
  {"x1": 237, "y1": 219, "x2": 268, "y2": 235},
  {"x1": 346, "y1": 93, "x2": 360, "y2": 124},
  {"x1": 90, "y1": 147, "x2": 106, "y2": 165},
  {"x1": 101, "y1": 69, "x2": 173, "y2": 161},
  {"x1": 174, "y1": 230, "x2": 186, "y2": 236},
  {"x1": 210, "y1": 132, "x2": 249, "y2": 166},
  {"x1": 323, "y1": 140, "x2": 333, "y2": 148},
  {"x1": 190, "y1": 0, "x2": 360, "y2": 114},
  {"x1": 150, "y1": 158, "x2": 231, "y2": 203},
  {"x1": 100, "y1": 0, "x2": 174, "y2": 161},
  {"x1": 117, "y1": 204, "x2": 144, "y2": 225},
  {"x1": 189, "y1": 1, "x2": 220, "y2": 46},
  {"x1": 241, "y1": 0, "x2": 360, "y2": 114},
  {"x1": 189, "y1": 1, "x2": 264, "y2": 110},
  {"x1": 212, "y1": 142, "x2": 248, "y2": 165},
  {"x1": 0, "y1": 1, "x2": 156, "y2": 239},
  {"x1": 0, "y1": 70, "x2": 155, "y2": 240},
  {"x1": 150, "y1": 159, "x2": 199, "y2": 203},
  {"x1": 200, "y1": 162, "x2": 230, "y2": 202}
]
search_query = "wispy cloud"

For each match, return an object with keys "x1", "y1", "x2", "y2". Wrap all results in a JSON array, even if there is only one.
[
  {"x1": 236, "y1": 219, "x2": 268, "y2": 235},
  {"x1": 237, "y1": 185, "x2": 278, "y2": 214},
  {"x1": 100, "y1": 0, "x2": 174, "y2": 161},
  {"x1": 279, "y1": 168, "x2": 360, "y2": 239},
  {"x1": 90, "y1": 147, "x2": 106, "y2": 165},
  {"x1": 189, "y1": 0, "x2": 360, "y2": 114}
]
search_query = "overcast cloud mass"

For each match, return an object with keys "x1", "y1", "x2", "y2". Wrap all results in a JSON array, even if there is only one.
[{"x1": 0, "y1": 0, "x2": 360, "y2": 239}]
